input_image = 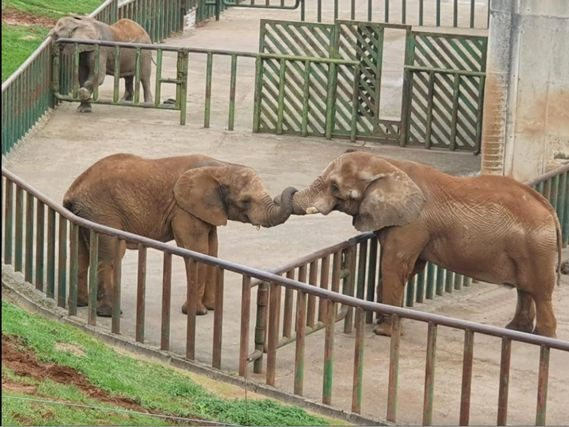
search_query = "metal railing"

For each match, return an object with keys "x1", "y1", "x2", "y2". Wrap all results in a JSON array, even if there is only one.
[
  {"x1": 221, "y1": 0, "x2": 490, "y2": 28},
  {"x1": 3, "y1": 164, "x2": 568, "y2": 425}
]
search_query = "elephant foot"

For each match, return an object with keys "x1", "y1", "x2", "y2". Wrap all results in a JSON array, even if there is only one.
[
  {"x1": 532, "y1": 326, "x2": 556, "y2": 338},
  {"x1": 204, "y1": 300, "x2": 216, "y2": 311},
  {"x1": 373, "y1": 319, "x2": 404, "y2": 337},
  {"x1": 181, "y1": 301, "x2": 208, "y2": 316},
  {"x1": 78, "y1": 87, "x2": 91, "y2": 101},
  {"x1": 76, "y1": 297, "x2": 88, "y2": 307},
  {"x1": 96, "y1": 303, "x2": 122, "y2": 317},
  {"x1": 505, "y1": 319, "x2": 534, "y2": 334},
  {"x1": 77, "y1": 103, "x2": 92, "y2": 113},
  {"x1": 120, "y1": 96, "x2": 133, "y2": 103}
]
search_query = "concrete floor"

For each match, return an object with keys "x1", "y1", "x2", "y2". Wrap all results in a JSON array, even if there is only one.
[{"x1": 4, "y1": 1, "x2": 569, "y2": 425}]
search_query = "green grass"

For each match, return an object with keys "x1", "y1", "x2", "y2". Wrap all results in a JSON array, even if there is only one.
[
  {"x1": 2, "y1": 0, "x2": 104, "y2": 20},
  {"x1": 1, "y1": 0, "x2": 103, "y2": 81},
  {"x1": 1, "y1": 23, "x2": 49, "y2": 81},
  {"x1": 3, "y1": 368, "x2": 168, "y2": 426},
  {"x1": 2, "y1": 301, "x2": 332, "y2": 426}
]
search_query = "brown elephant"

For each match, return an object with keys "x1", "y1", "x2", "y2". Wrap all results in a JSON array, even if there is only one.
[
  {"x1": 50, "y1": 15, "x2": 153, "y2": 112},
  {"x1": 64, "y1": 153, "x2": 297, "y2": 317},
  {"x1": 288, "y1": 151, "x2": 562, "y2": 337}
]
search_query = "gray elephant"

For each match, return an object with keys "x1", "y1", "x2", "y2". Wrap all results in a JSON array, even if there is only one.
[
  {"x1": 288, "y1": 151, "x2": 562, "y2": 338},
  {"x1": 64, "y1": 153, "x2": 297, "y2": 317},
  {"x1": 50, "y1": 15, "x2": 153, "y2": 112}
]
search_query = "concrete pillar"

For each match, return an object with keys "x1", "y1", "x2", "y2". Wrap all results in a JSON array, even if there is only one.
[{"x1": 481, "y1": 0, "x2": 569, "y2": 181}]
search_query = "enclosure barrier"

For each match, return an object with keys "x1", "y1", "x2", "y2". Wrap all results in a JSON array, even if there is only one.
[
  {"x1": 52, "y1": 37, "x2": 358, "y2": 130},
  {"x1": 2, "y1": 0, "x2": 228, "y2": 156},
  {"x1": 3, "y1": 165, "x2": 568, "y2": 425},
  {"x1": 221, "y1": 0, "x2": 490, "y2": 28}
]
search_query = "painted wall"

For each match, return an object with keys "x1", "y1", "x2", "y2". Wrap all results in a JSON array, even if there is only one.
[{"x1": 481, "y1": 0, "x2": 569, "y2": 181}]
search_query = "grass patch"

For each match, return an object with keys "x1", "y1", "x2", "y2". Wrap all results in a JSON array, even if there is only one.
[
  {"x1": 1, "y1": 24, "x2": 49, "y2": 80},
  {"x1": 2, "y1": 301, "x2": 333, "y2": 426},
  {"x1": 3, "y1": 0, "x2": 104, "y2": 20}
]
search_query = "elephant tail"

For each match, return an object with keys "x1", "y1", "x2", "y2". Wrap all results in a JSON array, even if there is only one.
[{"x1": 555, "y1": 213, "x2": 563, "y2": 286}]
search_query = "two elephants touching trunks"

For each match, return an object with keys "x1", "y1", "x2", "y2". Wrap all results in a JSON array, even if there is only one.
[
  {"x1": 63, "y1": 154, "x2": 297, "y2": 317},
  {"x1": 65, "y1": 151, "x2": 562, "y2": 338},
  {"x1": 50, "y1": 15, "x2": 153, "y2": 113}
]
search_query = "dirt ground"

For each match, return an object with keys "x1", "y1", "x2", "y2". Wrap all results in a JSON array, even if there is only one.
[{"x1": 3, "y1": 1, "x2": 569, "y2": 425}]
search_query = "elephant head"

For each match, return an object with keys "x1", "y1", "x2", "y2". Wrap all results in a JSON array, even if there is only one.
[
  {"x1": 50, "y1": 15, "x2": 99, "y2": 54},
  {"x1": 290, "y1": 152, "x2": 426, "y2": 232},
  {"x1": 174, "y1": 165, "x2": 297, "y2": 228}
]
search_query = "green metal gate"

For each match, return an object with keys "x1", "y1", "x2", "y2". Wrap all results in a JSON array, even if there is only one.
[{"x1": 256, "y1": 19, "x2": 487, "y2": 152}]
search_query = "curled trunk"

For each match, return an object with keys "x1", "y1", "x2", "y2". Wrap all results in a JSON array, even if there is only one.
[
  {"x1": 290, "y1": 176, "x2": 327, "y2": 215},
  {"x1": 263, "y1": 186, "x2": 297, "y2": 227}
]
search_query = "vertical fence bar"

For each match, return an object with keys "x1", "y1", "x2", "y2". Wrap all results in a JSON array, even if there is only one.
[
  {"x1": 212, "y1": 266, "x2": 224, "y2": 369},
  {"x1": 470, "y1": 0, "x2": 475, "y2": 28},
  {"x1": 419, "y1": 0, "x2": 424, "y2": 26},
  {"x1": 301, "y1": 60, "x2": 310, "y2": 137},
  {"x1": 436, "y1": 0, "x2": 441, "y2": 26},
  {"x1": 351, "y1": 308, "x2": 365, "y2": 413},
  {"x1": 453, "y1": 0, "x2": 458, "y2": 27},
  {"x1": 254, "y1": 282, "x2": 269, "y2": 374},
  {"x1": 186, "y1": 258, "x2": 198, "y2": 360},
  {"x1": 154, "y1": 49, "x2": 163, "y2": 106},
  {"x1": 239, "y1": 275, "x2": 252, "y2": 377},
  {"x1": 68, "y1": 223, "x2": 79, "y2": 316},
  {"x1": 450, "y1": 73, "x2": 460, "y2": 150},
  {"x1": 46, "y1": 208, "x2": 56, "y2": 298},
  {"x1": 294, "y1": 289, "x2": 307, "y2": 395},
  {"x1": 317, "y1": 0, "x2": 322, "y2": 22},
  {"x1": 307, "y1": 260, "x2": 318, "y2": 328},
  {"x1": 325, "y1": 62, "x2": 337, "y2": 139},
  {"x1": 178, "y1": 50, "x2": 188, "y2": 125},
  {"x1": 133, "y1": 48, "x2": 142, "y2": 104},
  {"x1": 416, "y1": 271, "x2": 425, "y2": 303},
  {"x1": 343, "y1": 247, "x2": 356, "y2": 333},
  {"x1": 354, "y1": 0, "x2": 358, "y2": 21},
  {"x1": 366, "y1": 238, "x2": 377, "y2": 323},
  {"x1": 93, "y1": 45, "x2": 100, "y2": 101},
  {"x1": 283, "y1": 270, "x2": 295, "y2": 338},
  {"x1": 35, "y1": 200, "x2": 45, "y2": 290},
  {"x1": 322, "y1": 299, "x2": 335, "y2": 405},
  {"x1": 136, "y1": 245, "x2": 147, "y2": 342},
  {"x1": 356, "y1": 241, "x2": 367, "y2": 300},
  {"x1": 57, "y1": 217, "x2": 68, "y2": 308},
  {"x1": 88, "y1": 230, "x2": 99, "y2": 326},
  {"x1": 228, "y1": 54, "x2": 237, "y2": 131},
  {"x1": 161, "y1": 252, "x2": 172, "y2": 350},
  {"x1": 266, "y1": 282, "x2": 281, "y2": 386},
  {"x1": 402, "y1": 0, "x2": 406, "y2": 23},
  {"x1": 387, "y1": 314, "x2": 401, "y2": 422},
  {"x1": 252, "y1": 57, "x2": 263, "y2": 132},
  {"x1": 334, "y1": 0, "x2": 338, "y2": 20},
  {"x1": 497, "y1": 337, "x2": 511, "y2": 425},
  {"x1": 276, "y1": 58, "x2": 286, "y2": 135},
  {"x1": 111, "y1": 238, "x2": 122, "y2": 334},
  {"x1": 25, "y1": 192, "x2": 34, "y2": 283},
  {"x1": 113, "y1": 45, "x2": 120, "y2": 103},
  {"x1": 72, "y1": 43, "x2": 80, "y2": 98},
  {"x1": 385, "y1": 0, "x2": 389, "y2": 22},
  {"x1": 4, "y1": 179, "x2": 14, "y2": 265},
  {"x1": 535, "y1": 345, "x2": 550, "y2": 426},
  {"x1": 318, "y1": 255, "x2": 330, "y2": 322},
  {"x1": 445, "y1": 270, "x2": 454, "y2": 293},
  {"x1": 459, "y1": 330, "x2": 474, "y2": 425},
  {"x1": 15, "y1": 185, "x2": 24, "y2": 272},
  {"x1": 423, "y1": 322, "x2": 437, "y2": 426},
  {"x1": 350, "y1": 64, "x2": 359, "y2": 142},
  {"x1": 425, "y1": 70, "x2": 435, "y2": 149},
  {"x1": 204, "y1": 52, "x2": 213, "y2": 128},
  {"x1": 425, "y1": 263, "x2": 435, "y2": 299},
  {"x1": 405, "y1": 277, "x2": 415, "y2": 307}
]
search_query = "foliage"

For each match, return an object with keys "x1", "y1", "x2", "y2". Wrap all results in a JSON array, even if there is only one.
[
  {"x1": 1, "y1": 24, "x2": 49, "y2": 80},
  {"x1": 2, "y1": 0, "x2": 104, "y2": 20},
  {"x1": 2, "y1": 302, "x2": 333, "y2": 426}
]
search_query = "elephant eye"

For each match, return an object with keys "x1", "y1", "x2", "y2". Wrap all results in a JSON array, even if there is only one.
[
  {"x1": 330, "y1": 182, "x2": 339, "y2": 193},
  {"x1": 240, "y1": 196, "x2": 252, "y2": 206}
]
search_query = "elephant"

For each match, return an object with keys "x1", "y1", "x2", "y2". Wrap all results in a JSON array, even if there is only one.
[
  {"x1": 287, "y1": 151, "x2": 562, "y2": 337},
  {"x1": 63, "y1": 153, "x2": 297, "y2": 317},
  {"x1": 50, "y1": 15, "x2": 153, "y2": 113}
]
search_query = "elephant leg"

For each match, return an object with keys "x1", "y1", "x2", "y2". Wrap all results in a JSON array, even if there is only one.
[
  {"x1": 95, "y1": 234, "x2": 120, "y2": 317},
  {"x1": 77, "y1": 61, "x2": 92, "y2": 113},
  {"x1": 141, "y1": 52, "x2": 153, "y2": 103},
  {"x1": 505, "y1": 289, "x2": 535, "y2": 333},
  {"x1": 374, "y1": 228, "x2": 428, "y2": 337},
  {"x1": 78, "y1": 50, "x2": 107, "y2": 111},
  {"x1": 76, "y1": 231, "x2": 90, "y2": 306},
  {"x1": 122, "y1": 76, "x2": 134, "y2": 102},
  {"x1": 172, "y1": 211, "x2": 209, "y2": 315},
  {"x1": 533, "y1": 296, "x2": 556, "y2": 337},
  {"x1": 203, "y1": 227, "x2": 218, "y2": 310}
]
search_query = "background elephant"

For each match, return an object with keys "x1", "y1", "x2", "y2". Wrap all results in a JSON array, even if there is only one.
[
  {"x1": 64, "y1": 153, "x2": 297, "y2": 317},
  {"x1": 288, "y1": 151, "x2": 562, "y2": 337},
  {"x1": 50, "y1": 15, "x2": 153, "y2": 112}
]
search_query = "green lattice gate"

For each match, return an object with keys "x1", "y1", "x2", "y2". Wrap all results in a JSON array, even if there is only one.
[{"x1": 256, "y1": 19, "x2": 487, "y2": 152}]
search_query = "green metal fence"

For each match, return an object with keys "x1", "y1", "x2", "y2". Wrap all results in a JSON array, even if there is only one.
[
  {"x1": 220, "y1": 0, "x2": 490, "y2": 28},
  {"x1": 257, "y1": 19, "x2": 487, "y2": 151}
]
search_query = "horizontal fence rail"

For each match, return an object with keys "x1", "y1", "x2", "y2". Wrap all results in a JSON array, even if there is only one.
[
  {"x1": 225, "y1": 0, "x2": 490, "y2": 28},
  {"x1": 3, "y1": 165, "x2": 568, "y2": 425}
]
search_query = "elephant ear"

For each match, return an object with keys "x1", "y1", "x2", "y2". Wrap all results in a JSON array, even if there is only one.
[
  {"x1": 173, "y1": 168, "x2": 228, "y2": 226},
  {"x1": 354, "y1": 168, "x2": 426, "y2": 232}
]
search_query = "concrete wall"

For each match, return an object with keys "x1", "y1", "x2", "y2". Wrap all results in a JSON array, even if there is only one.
[{"x1": 481, "y1": 0, "x2": 569, "y2": 181}]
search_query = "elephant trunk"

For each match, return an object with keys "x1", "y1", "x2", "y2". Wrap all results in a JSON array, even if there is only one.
[
  {"x1": 290, "y1": 176, "x2": 327, "y2": 215},
  {"x1": 263, "y1": 186, "x2": 297, "y2": 227}
]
